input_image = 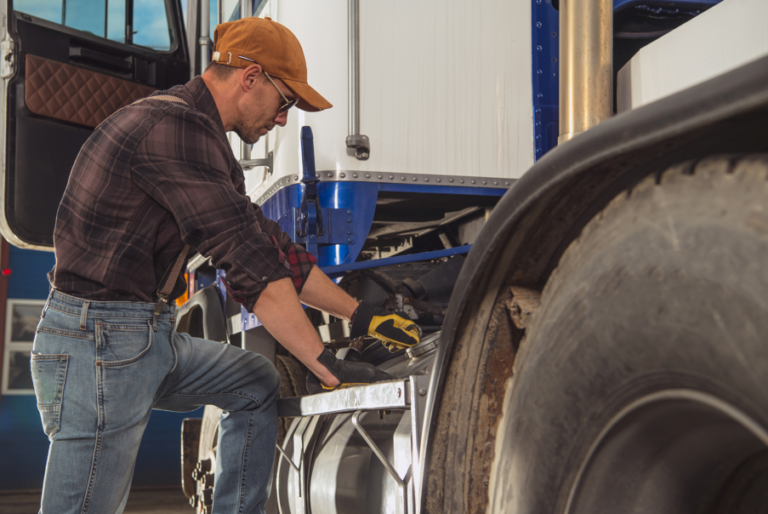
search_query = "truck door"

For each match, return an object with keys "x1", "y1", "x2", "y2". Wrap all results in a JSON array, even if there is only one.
[{"x1": 0, "y1": 0, "x2": 190, "y2": 249}]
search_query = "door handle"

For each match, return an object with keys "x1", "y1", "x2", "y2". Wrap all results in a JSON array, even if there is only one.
[{"x1": 69, "y1": 47, "x2": 132, "y2": 72}]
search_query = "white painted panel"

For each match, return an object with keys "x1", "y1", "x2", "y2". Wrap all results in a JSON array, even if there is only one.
[
  {"x1": 249, "y1": 0, "x2": 533, "y2": 201},
  {"x1": 358, "y1": 0, "x2": 533, "y2": 179},
  {"x1": 617, "y1": 0, "x2": 768, "y2": 113}
]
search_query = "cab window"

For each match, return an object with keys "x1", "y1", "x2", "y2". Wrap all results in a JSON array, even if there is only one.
[{"x1": 13, "y1": 0, "x2": 175, "y2": 51}]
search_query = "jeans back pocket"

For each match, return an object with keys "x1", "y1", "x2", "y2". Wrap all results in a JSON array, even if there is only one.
[
  {"x1": 30, "y1": 354, "x2": 69, "y2": 438},
  {"x1": 97, "y1": 321, "x2": 153, "y2": 367}
]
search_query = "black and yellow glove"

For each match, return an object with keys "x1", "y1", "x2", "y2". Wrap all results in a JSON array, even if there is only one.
[
  {"x1": 350, "y1": 302, "x2": 422, "y2": 351},
  {"x1": 307, "y1": 348, "x2": 392, "y2": 394}
]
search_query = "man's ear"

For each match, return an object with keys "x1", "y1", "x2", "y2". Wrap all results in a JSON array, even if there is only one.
[{"x1": 240, "y1": 64, "x2": 263, "y2": 92}]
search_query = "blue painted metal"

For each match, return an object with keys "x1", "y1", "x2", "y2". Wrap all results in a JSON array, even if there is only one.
[
  {"x1": 215, "y1": 269, "x2": 228, "y2": 316},
  {"x1": 280, "y1": 207, "x2": 357, "y2": 245},
  {"x1": 260, "y1": 183, "x2": 305, "y2": 222},
  {"x1": 7, "y1": 246, "x2": 55, "y2": 298},
  {"x1": 242, "y1": 180, "x2": 379, "y2": 331},
  {"x1": 260, "y1": 182, "x2": 379, "y2": 269},
  {"x1": 315, "y1": 181, "x2": 378, "y2": 269},
  {"x1": 532, "y1": 0, "x2": 560, "y2": 161},
  {"x1": 298, "y1": 126, "x2": 323, "y2": 257},
  {"x1": 321, "y1": 245, "x2": 473, "y2": 278},
  {"x1": 0, "y1": 396, "x2": 48, "y2": 489},
  {"x1": 378, "y1": 183, "x2": 507, "y2": 197}
]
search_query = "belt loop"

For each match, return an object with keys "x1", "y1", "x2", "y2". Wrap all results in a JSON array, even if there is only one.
[
  {"x1": 41, "y1": 295, "x2": 52, "y2": 318},
  {"x1": 80, "y1": 300, "x2": 90, "y2": 331}
]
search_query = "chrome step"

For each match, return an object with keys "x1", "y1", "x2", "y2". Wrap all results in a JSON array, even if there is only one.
[{"x1": 277, "y1": 378, "x2": 414, "y2": 418}]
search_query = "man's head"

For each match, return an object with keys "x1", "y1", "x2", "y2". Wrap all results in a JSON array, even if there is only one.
[{"x1": 202, "y1": 17, "x2": 331, "y2": 143}]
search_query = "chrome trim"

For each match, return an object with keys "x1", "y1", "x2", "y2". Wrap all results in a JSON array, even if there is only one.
[
  {"x1": 405, "y1": 333, "x2": 440, "y2": 359},
  {"x1": 240, "y1": 0, "x2": 253, "y2": 18},
  {"x1": 346, "y1": 0, "x2": 370, "y2": 160},
  {"x1": 352, "y1": 411, "x2": 409, "y2": 514},
  {"x1": 277, "y1": 379, "x2": 411, "y2": 418},
  {"x1": 186, "y1": 253, "x2": 211, "y2": 272},
  {"x1": 348, "y1": 0, "x2": 359, "y2": 136},
  {"x1": 199, "y1": 0, "x2": 212, "y2": 72},
  {"x1": 276, "y1": 443, "x2": 300, "y2": 472},
  {"x1": 240, "y1": 157, "x2": 272, "y2": 170},
  {"x1": 253, "y1": 171, "x2": 515, "y2": 205},
  {"x1": 559, "y1": 0, "x2": 613, "y2": 143}
]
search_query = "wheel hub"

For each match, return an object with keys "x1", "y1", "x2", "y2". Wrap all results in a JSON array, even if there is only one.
[{"x1": 566, "y1": 389, "x2": 768, "y2": 514}]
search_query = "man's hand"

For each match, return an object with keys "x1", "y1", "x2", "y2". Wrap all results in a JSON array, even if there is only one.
[
  {"x1": 350, "y1": 302, "x2": 422, "y2": 351},
  {"x1": 306, "y1": 348, "x2": 392, "y2": 394}
]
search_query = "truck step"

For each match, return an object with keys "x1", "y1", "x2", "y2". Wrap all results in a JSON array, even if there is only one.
[{"x1": 277, "y1": 378, "x2": 415, "y2": 418}]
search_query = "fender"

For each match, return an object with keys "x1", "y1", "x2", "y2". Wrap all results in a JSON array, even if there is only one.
[
  {"x1": 418, "y1": 53, "x2": 768, "y2": 507},
  {"x1": 176, "y1": 284, "x2": 228, "y2": 343}
]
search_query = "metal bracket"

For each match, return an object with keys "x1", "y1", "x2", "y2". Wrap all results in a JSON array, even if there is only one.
[
  {"x1": 239, "y1": 152, "x2": 273, "y2": 173},
  {"x1": 409, "y1": 374, "x2": 430, "y2": 511},
  {"x1": 352, "y1": 411, "x2": 409, "y2": 514},
  {"x1": 1, "y1": 38, "x2": 15, "y2": 79},
  {"x1": 276, "y1": 442, "x2": 300, "y2": 472},
  {"x1": 278, "y1": 378, "x2": 411, "y2": 418},
  {"x1": 346, "y1": 134, "x2": 370, "y2": 160},
  {"x1": 279, "y1": 207, "x2": 355, "y2": 246},
  {"x1": 299, "y1": 126, "x2": 324, "y2": 256},
  {"x1": 277, "y1": 415, "x2": 321, "y2": 513}
]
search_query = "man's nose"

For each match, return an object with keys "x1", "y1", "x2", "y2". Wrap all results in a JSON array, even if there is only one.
[{"x1": 274, "y1": 110, "x2": 288, "y2": 127}]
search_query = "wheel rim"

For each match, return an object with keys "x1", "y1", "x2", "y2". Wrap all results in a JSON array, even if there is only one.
[{"x1": 566, "y1": 389, "x2": 768, "y2": 514}]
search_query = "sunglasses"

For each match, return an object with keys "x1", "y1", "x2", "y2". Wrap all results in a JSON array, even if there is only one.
[{"x1": 263, "y1": 72, "x2": 298, "y2": 113}]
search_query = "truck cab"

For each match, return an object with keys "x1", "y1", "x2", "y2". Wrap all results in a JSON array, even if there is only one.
[{"x1": 1, "y1": 1, "x2": 768, "y2": 513}]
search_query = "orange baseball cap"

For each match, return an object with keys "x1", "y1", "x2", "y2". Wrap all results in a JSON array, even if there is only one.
[{"x1": 212, "y1": 17, "x2": 332, "y2": 112}]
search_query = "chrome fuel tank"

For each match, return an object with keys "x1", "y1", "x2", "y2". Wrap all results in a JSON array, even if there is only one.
[{"x1": 276, "y1": 333, "x2": 438, "y2": 514}]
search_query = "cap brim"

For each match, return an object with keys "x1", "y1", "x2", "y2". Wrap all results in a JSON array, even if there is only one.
[{"x1": 282, "y1": 78, "x2": 333, "y2": 112}]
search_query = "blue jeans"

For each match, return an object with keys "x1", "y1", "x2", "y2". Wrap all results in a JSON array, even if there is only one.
[{"x1": 31, "y1": 290, "x2": 280, "y2": 514}]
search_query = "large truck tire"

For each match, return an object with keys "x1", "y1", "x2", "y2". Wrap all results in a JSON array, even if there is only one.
[{"x1": 485, "y1": 156, "x2": 768, "y2": 513}]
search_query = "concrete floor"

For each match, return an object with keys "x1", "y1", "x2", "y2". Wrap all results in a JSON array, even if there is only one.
[{"x1": 0, "y1": 487, "x2": 192, "y2": 514}]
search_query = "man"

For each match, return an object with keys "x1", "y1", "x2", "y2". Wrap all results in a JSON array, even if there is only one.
[{"x1": 31, "y1": 17, "x2": 419, "y2": 514}]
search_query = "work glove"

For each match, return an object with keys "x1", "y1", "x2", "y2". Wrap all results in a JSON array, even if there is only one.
[
  {"x1": 307, "y1": 347, "x2": 393, "y2": 394},
  {"x1": 350, "y1": 302, "x2": 422, "y2": 352}
]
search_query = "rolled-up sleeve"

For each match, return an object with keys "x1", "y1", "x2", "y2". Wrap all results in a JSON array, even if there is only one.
[{"x1": 130, "y1": 109, "x2": 302, "y2": 310}]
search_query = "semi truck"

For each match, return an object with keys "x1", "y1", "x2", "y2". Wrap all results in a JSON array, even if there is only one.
[{"x1": 1, "y1": 0, "x2": 767, "y2": 513}]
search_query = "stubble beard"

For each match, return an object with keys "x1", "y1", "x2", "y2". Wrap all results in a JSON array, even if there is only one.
[{"x1": 233, "y1": 120, "x2": 262, "y2": 145}]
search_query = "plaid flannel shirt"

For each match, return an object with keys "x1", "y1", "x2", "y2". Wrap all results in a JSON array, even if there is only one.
[{"x1": 50, "y1": 76, "x2": 316, "y2": 311}]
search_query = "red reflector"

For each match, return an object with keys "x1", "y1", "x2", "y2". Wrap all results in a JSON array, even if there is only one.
[{"x1": 2, "y1": 268, "x2": 11, "y2": 276}]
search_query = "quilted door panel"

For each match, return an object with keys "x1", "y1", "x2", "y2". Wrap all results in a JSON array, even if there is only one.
[{"x1": 24, "y1": 54, "x2": 156, "y2": 128}]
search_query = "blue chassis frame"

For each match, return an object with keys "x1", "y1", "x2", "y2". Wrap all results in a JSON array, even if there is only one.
[{"x1": 221, "y1": 182, "x2": 505, "y2": 331}]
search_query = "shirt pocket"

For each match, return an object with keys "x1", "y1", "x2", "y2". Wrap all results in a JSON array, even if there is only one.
[
  {"x1": 30, "y1": 354, "x2": 69, "y2": 438},
  {"x1": 96, "y1": 321, "x2": 153, "y2": 367}
]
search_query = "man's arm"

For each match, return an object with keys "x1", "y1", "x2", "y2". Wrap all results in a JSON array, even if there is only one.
[
  {"x1": 253, "y1": 276, "x2": 340, "y2": 388},
  {"x1": 298, "y1": 266, "x2": 359, "y2": 321},
  {"x1": 298, "y1": 265, "x2": 422, "y2": 351},
  {"x1": 255, "y1": 264, "x2": 422, "y2": 392}
]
